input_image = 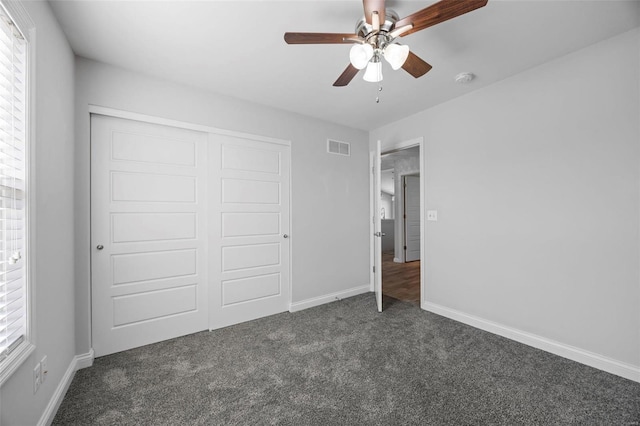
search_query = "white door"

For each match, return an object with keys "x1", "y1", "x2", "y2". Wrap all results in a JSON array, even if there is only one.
[
  {"x1": 209, "y1": 134, "x2": 290, "y2": 329},
  {"x1": 374, "y1": 140, "x2": 382, "y2": 312},
  {"x1": 91, "y1": 115, "x2": 208, "y2": 357},
  {"x1": 404, "y1": 175, "x2": 421, "y2": 262}
]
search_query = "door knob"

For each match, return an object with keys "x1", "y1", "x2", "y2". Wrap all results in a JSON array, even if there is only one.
[
  {"x1": 96, "y1": 245, "x2": 104, "y2": 250},
  {"x1": 283, "y1": 234, "x2": 289, "y2": 239}
]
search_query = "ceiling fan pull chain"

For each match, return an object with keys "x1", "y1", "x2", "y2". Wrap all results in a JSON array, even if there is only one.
[{"x1": 376, "y1": 84, "x2": 382, "y2": 104}]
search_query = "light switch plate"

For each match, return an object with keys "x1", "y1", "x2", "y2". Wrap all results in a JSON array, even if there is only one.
[{"x1": 427, "y1": 210, "x2": 438, "y2": 221}]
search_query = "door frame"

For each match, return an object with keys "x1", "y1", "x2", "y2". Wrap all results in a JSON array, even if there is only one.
[
  {"x1": 370, "y1": 137, "x2": 426, "y2": 309},
  {"x1": 87, "y1": 105, "x2": 293, "y2": 348}
]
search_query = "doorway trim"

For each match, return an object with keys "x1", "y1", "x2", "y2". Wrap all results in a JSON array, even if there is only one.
[{"x1": 370, "y1": 137, "x2": 426, "y2": 309}]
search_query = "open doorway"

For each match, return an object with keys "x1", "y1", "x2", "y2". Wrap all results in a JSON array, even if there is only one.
[{"x1": 379, "y1": 146, "x2": 421, "y2": 305}]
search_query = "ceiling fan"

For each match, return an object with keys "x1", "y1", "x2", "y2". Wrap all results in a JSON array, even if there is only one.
[{"x1": 284, "y1": 0, "x2": 488, "y2": 87}]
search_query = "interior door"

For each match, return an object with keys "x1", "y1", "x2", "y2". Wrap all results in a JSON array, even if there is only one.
[
  {"x1": 209, "y1": 134, "x2": 290, "y2": 329},
  {"x1": 374, "y1": 140, "x2": 382, "y2": 312},
  {"x1": 404, "y1": 175, "x2": 421, "y2": 262},
  {"x1": 91, "y1": 115, "x2": 208, "y2": 357}
]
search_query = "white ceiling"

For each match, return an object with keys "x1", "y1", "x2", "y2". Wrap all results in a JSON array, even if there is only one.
[
  {"x1": 48, "y1": 0, "x2": 640, "y2": 131},
  {"x1": 381, "y1": 145, "x2": 419, "y2": 170}
]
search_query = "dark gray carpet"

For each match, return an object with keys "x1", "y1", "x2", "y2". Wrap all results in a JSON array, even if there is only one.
[{"x1": 54, "y1": 294, "x2": 640, "y2": 425}]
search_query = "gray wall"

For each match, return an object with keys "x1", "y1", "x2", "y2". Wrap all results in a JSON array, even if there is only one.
[
  {"x1": 74, "y1": 58, "x2": 370, "y2": 355},
  {"x1": 371, "y1": 29, "x2": 640, "y2": 368},
  {"x1": 0, "y1": 1, "x2": 76, "y2": 425},
  {"x1": 380, "y1": 192, "x2": 393, "y2": 220}
]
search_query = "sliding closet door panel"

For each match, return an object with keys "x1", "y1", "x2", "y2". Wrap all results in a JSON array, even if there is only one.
[
  {"x1": 91, "y1": 115, "x2": 208, "y2": 357},
  {"x1": 209, "y1": 134, "x2": 290, "y2": 330}
]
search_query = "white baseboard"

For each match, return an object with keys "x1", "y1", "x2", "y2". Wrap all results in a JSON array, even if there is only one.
[
  {"x1": 75, "y1": 348, "x2": 95, "y2": 370},
  {"x1": 423, "y1": 301, "x2": 640, "y2": 383},
  {"x1": 38, "y1": 349, "x2": 95, "y2": 426},
  {"x1": 289, "y1": 285, "x2": 370, "y2": 312}
]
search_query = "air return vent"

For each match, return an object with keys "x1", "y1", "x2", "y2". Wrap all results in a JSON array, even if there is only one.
[{"x1": 327, "y1": 139, "x2": 350, "y2": 156}]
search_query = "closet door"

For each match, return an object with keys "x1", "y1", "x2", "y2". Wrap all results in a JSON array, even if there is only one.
[
  {"x1": 91, "y1": 115, "x2": 208, "y2": 356},
  {"x1": 209, "y1": 134, "x2": 290, "y2": 330}
]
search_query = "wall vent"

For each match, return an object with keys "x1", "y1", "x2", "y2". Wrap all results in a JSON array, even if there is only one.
[{"x1": 327, "y1": 139, "x2": 350, "y2": 156}]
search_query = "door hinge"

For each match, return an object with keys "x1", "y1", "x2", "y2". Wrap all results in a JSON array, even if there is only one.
[
  {"x1": 372, "y1": 166, "x2": 375, "y2": 174},
  {"x1": 404, "y1": 246, "x2": 407, "y2": 250},
  {"x1": 373, "y1": 266, "x2": 376, "y2": 273}
]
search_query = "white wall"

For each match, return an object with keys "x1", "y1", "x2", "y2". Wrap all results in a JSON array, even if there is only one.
[
  {"x1": 380, "y1": 191, "x2": 393, "y2": 219},
  {"x1": 0, "y1": 1, "x2": 76, "y2": 425},
  {"x1": 74, "y1": 58, "x2": 370, "y2": 354},
  {"x1": 371, "y1": 29, "x2": 640, "y2": 372}
]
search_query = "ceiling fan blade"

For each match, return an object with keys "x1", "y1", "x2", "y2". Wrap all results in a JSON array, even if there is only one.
[
  {"x1": 334, "y1": 64, "x2": 360, "y2": 87},
  {"x1": 363, "y1": 0, "x2": 385, "y2": 26},
  {"x1": 402, "y1": 51, "x2": 432, "y2": 78},
  {"x1": 284, "y1": 32, "x2": 360, "y2": 44},
  {"x1": 395, "y1": 0, "x2": 488, "y2": 37}
]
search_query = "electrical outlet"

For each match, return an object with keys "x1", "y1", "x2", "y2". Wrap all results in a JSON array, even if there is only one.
[
  {"x1": 40, "y1": 356, "x2": 48, "y2": 384},
  {"x1": 33, "y1": 362, "x2": 41, "y2": 393}
]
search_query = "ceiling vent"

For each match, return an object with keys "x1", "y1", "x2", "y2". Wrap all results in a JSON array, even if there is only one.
[{"x1": 327, "y1": 139, "x2": 350, "y2": 156}]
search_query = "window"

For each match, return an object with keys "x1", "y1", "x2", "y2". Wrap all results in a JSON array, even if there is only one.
[{"x1": 0, "y1": 2, "x2": 31, "y2": 381}]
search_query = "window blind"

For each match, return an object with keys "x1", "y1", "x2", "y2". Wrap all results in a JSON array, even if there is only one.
[{"x1": 0, "y1": 10, "x2": 26, "y2": 363}]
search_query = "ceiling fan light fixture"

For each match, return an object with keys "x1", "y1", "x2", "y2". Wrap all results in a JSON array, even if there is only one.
[
  {"x1": 383, "y1": 43, "x2": 410, "y2": 70},
  {"x1": 363, "y1": 59, "x2": 383, "y2": 83},
  {"x1": 349, "y1": 43, "x2": 374, "y2": 70},
  {"x1": 286, "y1": 0, "x2": 490, "y2": 88}
]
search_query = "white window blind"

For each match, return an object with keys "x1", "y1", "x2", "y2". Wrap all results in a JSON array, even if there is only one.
[{"x1": 0, "y1": 10, "x2": 26, "y2": 363}]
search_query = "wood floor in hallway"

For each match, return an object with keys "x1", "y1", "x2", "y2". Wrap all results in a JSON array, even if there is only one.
[{"x1": 382, "y1": 251, "x2": 420, "y2": 305}]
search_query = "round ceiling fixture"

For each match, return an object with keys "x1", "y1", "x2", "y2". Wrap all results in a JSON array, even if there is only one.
[{"x1": 455, "y1": 72, "x2": 475, "y2": 84}]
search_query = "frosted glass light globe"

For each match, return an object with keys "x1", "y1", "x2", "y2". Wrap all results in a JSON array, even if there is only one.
[{"x1": 349, "y1": 43, "x2": 374, "y2": 70}]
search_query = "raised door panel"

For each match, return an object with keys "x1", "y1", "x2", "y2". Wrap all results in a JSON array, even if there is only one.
[
  {"x1": 111, "y1": 172, "x2": 196, "y2": 203},
  {"x1": 111, "y1": 131, "x2": 196, "y2": 166},
  {"x1": 112, "y1": 213, "x2": 197, "y2": 243},
  {"x1": 222, "y1": 212, "x2": 281, "y2": 237}
]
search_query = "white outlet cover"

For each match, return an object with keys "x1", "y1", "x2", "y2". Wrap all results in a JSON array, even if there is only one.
[
  {"x1": 41, "y1": 356, "x2": 48, "y2": 384},
  {"x1": 427, "y1": 210, "x2": 438, "y2": 221},
  {"x1": 33, "y1": 363, "x2": 41, "y2": 393}
]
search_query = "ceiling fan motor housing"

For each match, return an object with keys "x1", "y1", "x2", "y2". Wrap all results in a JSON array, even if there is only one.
[{"x1": 356, "y1": 9, "x2": 400, "y2": 51}]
